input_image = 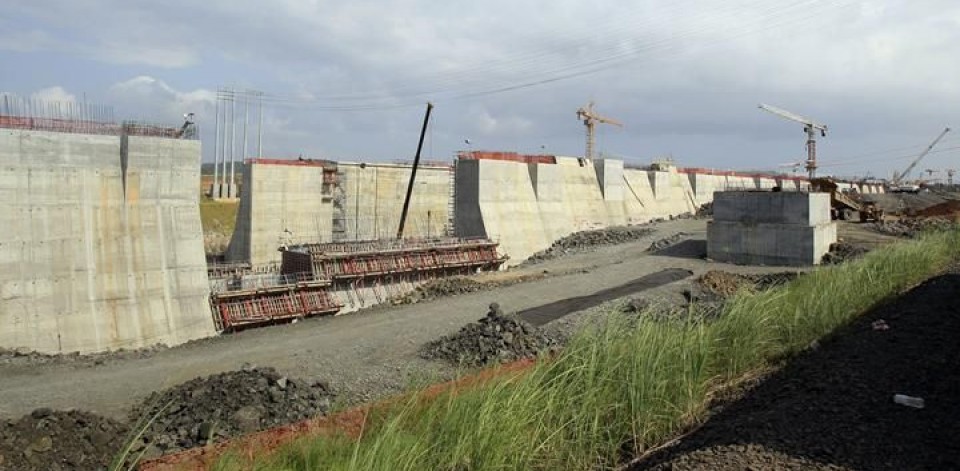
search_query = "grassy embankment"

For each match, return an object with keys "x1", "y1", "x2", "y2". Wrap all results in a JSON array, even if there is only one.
[
  {"x1": 214, "y1": 230, "x2": 960, "y2": 470},
  {"x1": 199, "y1": 198, "x2": 239, "y2": 255}
]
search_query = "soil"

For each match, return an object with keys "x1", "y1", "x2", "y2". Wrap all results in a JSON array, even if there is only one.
[
  {"x1": 631, "y1": 270, "x2": 960, "y2": 470},
  {"x1": 696, "y1": 270, "x2": 799, "y2": 297},
  {"x1": 870, "y1": 218, "x2": 957, "y2": 238},
  {"x1": 821, "y1": 242, "x2": 870, "y2": 265}
]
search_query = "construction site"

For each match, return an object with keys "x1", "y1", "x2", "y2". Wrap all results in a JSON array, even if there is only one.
[{"x1": 0, "y1": 87, "x2": 958, "y2": 470}]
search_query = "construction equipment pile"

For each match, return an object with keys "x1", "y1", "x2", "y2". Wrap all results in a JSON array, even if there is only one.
[
  {"x1": 522, "y1": 225, "x2": 655, "y2": 264},
  {"x1": 127, "y1": 367, "x2": 334, "y2": 457},
  {"x1": 421, "y1": 304, "x2": 559, "y2": 366}
]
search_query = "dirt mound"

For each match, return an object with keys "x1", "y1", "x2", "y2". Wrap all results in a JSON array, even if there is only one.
[
  {"x1": 0, "y1": 344, "x2": 164, "y2": 368},
  {"x1": 647, "y1": 232, "x2": 687, "y2": 251},
  {"x1": 422, "y1": 304, "x2": 559, "y2": 366},
  {"x1": 393, "y1": 277, "x2": 486, "y2": 304},
  {"x1": 914, "y1": 200, "x2": 960, "y2": 218},
  {"x1": 128, "y1": 367, "x2": 334, "y2": 456},
  {"x1": 0, "y1": 409, "x2": 128, "y2": 471},
  {"x1": 522, "y1": 226, "x2": 655, "y2": 264},
  {"x1": 870, "y1": 218, "x2": 957, "y2": 238},
  {"x1": 697, "y1": 271, "x2": 798, "y2": 297},
  {"x1": 821, "y1": 242, "x2": 870, "y2": 265}
]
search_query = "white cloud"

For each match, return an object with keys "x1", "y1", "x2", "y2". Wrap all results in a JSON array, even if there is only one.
[{"x1": 31, "y1": 86, "x2": 75, "y2": 103}]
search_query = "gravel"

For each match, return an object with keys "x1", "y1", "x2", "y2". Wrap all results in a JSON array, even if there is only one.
[
  {"x1": 392, "y1": 277, "x2": 487, "y2": 304},
  {"x1": 0, "y1": 344, "x2": 164, "y2": 368},
  {"x1": 421, "y1": 304, "x2": 560, "y2": 366},
  {"x1": 128, "y1": 367, "x2": 334, "y2": 457},
  {"x1": 521, "y1": 225, "x2": 656, "y2": 265},
  {"x1": 697, "y1": 270, "x2": 799, "y2": 297},
  {"x1": 647, "y1": 232, "x2": 688, "y2": 251},
  {"x1": 0, "y1": 409, "x2": 129, "y2": 471},
  {"x1": 821, "y1": 242, "x2": 870, "y2": 265},
  {"x1": 869, "y1": 218, "x2": 957, "y2": 238}
]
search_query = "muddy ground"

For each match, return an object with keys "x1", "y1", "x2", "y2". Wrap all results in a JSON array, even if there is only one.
[{"x1": 631, "y1": 269, "x2": 960, "y2": 470}]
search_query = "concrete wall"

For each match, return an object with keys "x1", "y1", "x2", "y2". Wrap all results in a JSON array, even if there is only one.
[
  {"x1": 336, "y1": 163, "x2": 451, "y2": 241},
  {"x1": 0, "y1": 130, "x2": 215, "y2": 353},
  {"x1": 225, "y1": 162, "x2": 334, "y2": 266}
]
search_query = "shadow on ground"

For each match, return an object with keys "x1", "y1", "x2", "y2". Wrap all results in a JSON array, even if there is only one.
[
  {"x1": 631, "y1": 272, "x2": 960, "y2": 470},
  {"x1": 650, "y1": 239, "x2": 707, "y2": 259}
]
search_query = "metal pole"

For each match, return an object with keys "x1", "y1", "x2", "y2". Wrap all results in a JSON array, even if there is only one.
[
  {"x1": 397, "y1": 102, "x2": 433, "y2": 239},
  {"x1": 229, "y1": 91, "x2": 236, "y2": 197},
  {"x1": 241, "y1": 94, "x2": 249, "y2": 164},
  {"x1": 213, "y1": 91, "x2": 221, "y2": 198},
  {"x1": 257, "y1": 92, "x2": 263, "y2": 158},
  {"x1": 805, "y1": 126, "x2": 816, "y2": 179}
]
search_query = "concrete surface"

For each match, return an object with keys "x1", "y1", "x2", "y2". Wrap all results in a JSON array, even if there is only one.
[
  {"x1": 708, "y1": 192, "x2": 836, "y2": 266},
  {"x1": 0, "y1": 130, "x2": 215, "y2": 354}
]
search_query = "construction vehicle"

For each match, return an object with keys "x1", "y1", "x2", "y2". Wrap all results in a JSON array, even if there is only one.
[
  {"x1": 810, "y1": 177, "x2": 884, "y2": 222},
  {"x1": 889, "y1": 127, "x2": 950, "y2": 193}
]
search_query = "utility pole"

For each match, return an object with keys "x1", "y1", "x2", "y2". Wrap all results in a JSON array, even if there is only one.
[
  {"x1": 229, "y1": 90, "x2": 236, "y2": 198},
  {"x1": 212, "y1": 90, "x2": 221, "y2": 198},
  {"x1": 242, "y1": 93, "x2": 249, "y2": 169},
  {"x1": 257, "y1": 91, "x2": 263, "y2": 158}
]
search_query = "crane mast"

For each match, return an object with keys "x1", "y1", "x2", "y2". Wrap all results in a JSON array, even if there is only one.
[
  {"x1": 576, "y1": 101, "x2": 622, "y2": 159},
  {"x1": 758, "y1": 104, "x2": 827, "y2": 179}
]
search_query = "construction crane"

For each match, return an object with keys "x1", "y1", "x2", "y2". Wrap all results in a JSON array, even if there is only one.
[
  {"x1": 758, "y1": 104, "x2": 827, "y2": 179},
  {"x1": 890, "y1": 128, "x2": 951, "y2": 192},
  {"x1": 576, "y1": 101, "x2": 622, "y2": 159},
  {"x1": 948, "y1": 169, "x2": 956, "y2": 186}
]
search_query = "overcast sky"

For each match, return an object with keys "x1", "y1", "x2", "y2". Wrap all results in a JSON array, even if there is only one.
[{"x1": 2, "y1": 0, "x2": 958, "y2": 179}]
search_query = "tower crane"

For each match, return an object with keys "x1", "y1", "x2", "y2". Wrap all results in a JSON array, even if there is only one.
[
  {"x1": 758, "y1": 104, "x2": 827, "y2": 179},
  {"x1": 576, "y1": 101, "x2": 622, "y2": 159},
  {"x1": 890, "y1": 127, "x2": 951, "y2": 191}
]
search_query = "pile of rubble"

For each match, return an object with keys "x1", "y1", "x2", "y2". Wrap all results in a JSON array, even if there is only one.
[
  {"x1": 0, "y1": 344, "x2": 163, "y2": 368},
  {"x1": 522, "y1": 226, "x2": 655, "y2": 264},
  {"x1": 127, "y1": 367, "x2": 334, "y2": 457},
  {"x1": 697, "y1": 270, "x2": 799, "y2": 297},
  {"x1": 393, "y1": 277, "x2": 487, "y2": 304},
  {"x1": 421, "y1": 304, "x2": 559, "y2": 366},
  {"x1": 648, "y1": 232, "x2": 687, "y2": 251},
  {"x1": 870, "y1": 218, "x2": 956, "y2": 238},
  {"x1": 821, "y1": 242, "x2": 870, "y2": 265},
  {"x1": 0, "y1": 409, "x2": 128, "y2": 471}
]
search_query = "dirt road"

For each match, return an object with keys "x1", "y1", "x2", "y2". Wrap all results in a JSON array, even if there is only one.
[{"x1": 0, "y1": 219, "x2": 859, "y2": 421}]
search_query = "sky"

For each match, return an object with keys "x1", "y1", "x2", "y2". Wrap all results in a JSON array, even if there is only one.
[{"x1": 1, "y1": 0, "x2": 959, "y2": 180}]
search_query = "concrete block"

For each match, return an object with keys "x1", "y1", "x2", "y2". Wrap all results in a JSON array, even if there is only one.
[
  {"x1": 712, "y1": 191, "x2": 831, "y2": 225},
  {"x1": 708, "y1": 220, "x2": 836, "y2": 266}
]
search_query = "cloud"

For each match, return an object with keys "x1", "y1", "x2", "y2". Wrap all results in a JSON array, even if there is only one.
[{"x1": 31, "y1": 86, "x2": 75, "y2": 103}]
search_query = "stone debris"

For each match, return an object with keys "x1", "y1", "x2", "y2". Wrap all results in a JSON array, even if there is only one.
[
  {"x1": 821, "y1": 242, "x2": 870, "y2": 265},
  {"x1": 0, "y1": 409, "x2": 129, "y2": 471},
  {"x1": 421, "y1": 304, "x2": 559, "y2": 366},
  {"x1": 0, "y1": 344, "x2": 164, "y2": 368},
  {"x1": 392, "y1": 277, "x2": 487, "y2": 304},
  {"x1": 869, "y1": 218, "x2": 957, "y2": 238},
  {"x1": 647, "y1": 232, "x2": 687, "y2": 251},
  {"x1": 128, "y1": 367, "x2": 334, "y2": 456},
  {"x1": 697, "y1": 270, "x2": 799, "y2": 297},
  {"x1": 522, "y1": 225, "x2": 655, "y2": 265}
]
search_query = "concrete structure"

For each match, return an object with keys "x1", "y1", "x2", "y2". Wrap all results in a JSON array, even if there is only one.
[
  {"x1": 707, "y1": 191, "x2": 836, "y2": 266},
  {"x1": 0, "y1": 129, "x2": 216, "y2": 353},
  {"x1": 225, "y1": 160, "x2": 335, "y2": 267}
]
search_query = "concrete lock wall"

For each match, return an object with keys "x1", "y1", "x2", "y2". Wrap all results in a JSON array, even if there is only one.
[
  {"x1": 0, "y1": 130, "x2": 215, "y2": 354},
  {"x1": 336, "y1": 163, "x2": 451, "y2": 241},
  {"x1": 708, "y1": 191, "x2": 836, "y2": 266},
  {"x1": 226, "y1": 162, "x2": 334, "y2": 266}
]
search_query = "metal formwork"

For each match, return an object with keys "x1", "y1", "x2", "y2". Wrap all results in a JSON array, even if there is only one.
[{"x1": 210, "y1": 281, "x2": 341, "y2": 331}]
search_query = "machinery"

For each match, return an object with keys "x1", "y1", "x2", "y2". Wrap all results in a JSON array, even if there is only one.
[
  {"x1": 576, "y1": 101, "x2": 622, "y2": 159},
  {"x1": 810, "y1": 178, "x2": 883, "y2": 222},
  {"x1": 759, "y1": 104, "x2": 827, "y2": 179},
  {"x1": 890, "y1": 127, "x2": 951, "y2": 193}
]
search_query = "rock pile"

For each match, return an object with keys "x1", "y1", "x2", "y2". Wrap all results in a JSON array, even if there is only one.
[
  {"x1": 821, "y1": 242, "x2": 870, "y2": 265},
  {"x1": 0, "y1": 344, "x2": 163, "y2": 368},
  {"x1": 422, "y1": 304, "x2": 559, "y2": 366},
  {"x1": 522, "y1": 226, "x2": 655, "y2": 264},
  {"x1": 128, "y1": 367, "x2": 334, "y2": 456},
  {"x1": 697, "y1": 271, "x2": 798, "y2": 297},
  {"x1": 0, "y1": 409, "x2": 129, "y2": 471},
  {"x1": 870, "y1": 218, "x2": 956, "y2": 238},
  {"x1": 393, "y1": 277, "x2": 486, "y2": 304},
  {"x1": 647, "y1": 232, "x2": 687, "y2": 251}
]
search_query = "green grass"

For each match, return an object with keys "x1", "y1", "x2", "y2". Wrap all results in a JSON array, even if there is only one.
[
  {"x1": 200, "y1": 199, "x2": 239, "y2": 235},
  {"x1": 212, "y1": 230, "x2": 960, "y2": 471}
]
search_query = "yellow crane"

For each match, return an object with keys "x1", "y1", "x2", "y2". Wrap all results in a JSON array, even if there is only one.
[{"x1": 576, "y1": 101, "x2": 622, "y2": 159}]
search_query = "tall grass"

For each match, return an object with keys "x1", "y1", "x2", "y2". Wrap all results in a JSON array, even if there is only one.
[{"x1": 216, "y1": 230, "x2": 960, "y2": 471}]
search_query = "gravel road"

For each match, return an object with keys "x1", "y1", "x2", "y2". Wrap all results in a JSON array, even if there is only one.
[{"x1": 0, "y1": 219, "x2": 825, "y2": 421}]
